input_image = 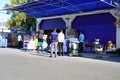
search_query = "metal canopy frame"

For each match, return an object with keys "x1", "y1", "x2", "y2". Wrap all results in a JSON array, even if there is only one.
[{"x1": 6, "y1": 0, "x2": 116, "y2": 18}]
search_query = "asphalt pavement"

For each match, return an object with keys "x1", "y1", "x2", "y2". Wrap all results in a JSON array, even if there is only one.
[{"x1": 0, "y1": 48, "x2": 120, "y2": 80}]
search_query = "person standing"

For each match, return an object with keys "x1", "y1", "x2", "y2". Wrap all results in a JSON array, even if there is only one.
[
  {"x1": 58, "y1": 30, "x2": 65, "y2": 56},
  {"x1": 37, "y1": 30, "x2": 44, "y2": 54},
  {"x1": 79, "y1": 31, "x2": 85, "y2": 54},
  {"x1": 34, "y1": 35, "x2": 38, "y2": 51},
  {"x1": 94, "y1": 37, "x2": 100, "y2": 50},
  {"x1": 50, "y1": 29, "x2": 58, "y2": 57},
  {"x1": 18, "y1": 34, "x2": 23, "y2": 49}
]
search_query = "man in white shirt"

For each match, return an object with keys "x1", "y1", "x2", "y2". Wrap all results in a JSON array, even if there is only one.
[
  {"x1": 58, "y1": 30, "x2": 65, "y2": 56},
  {"x1": 18, "y1": 34, "x2": 22, "y2": 49}
]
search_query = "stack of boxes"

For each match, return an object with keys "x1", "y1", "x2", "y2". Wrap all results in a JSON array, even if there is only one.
[{"x1": 0, "y1": 39, "x2": 8, "y2": 47}]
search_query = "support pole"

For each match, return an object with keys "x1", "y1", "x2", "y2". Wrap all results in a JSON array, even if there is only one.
[
  {"x1": 110, "y1": 9, "x2": 120, "y2": 48},
  {"x1": 36, "y1": 19, "x2": 42, "y2": 31},
  {"x1": 62, "y1": 15, "x2": 76, "y2": 38}
]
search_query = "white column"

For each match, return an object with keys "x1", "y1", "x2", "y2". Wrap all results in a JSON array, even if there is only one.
[
  {"x1": 62, "y1": 15, "x2": 76, "y2": 38},
  {"x1": 36, "y1": 18, "x2": 42, "y2": 31},
  {"x1": 116, "y1": 27, "x2": 120, "y2": 48},
  {"x1": 110, "y1": 10, "x2": 120, "y2": 48}
]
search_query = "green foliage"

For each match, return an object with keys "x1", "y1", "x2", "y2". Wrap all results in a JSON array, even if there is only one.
[
  {"x1": 11, "y1": 0, "x2": 27, "y2": 5},
  {"x1": 6, "y1": 0, "x2": 36, "y2": 31}
]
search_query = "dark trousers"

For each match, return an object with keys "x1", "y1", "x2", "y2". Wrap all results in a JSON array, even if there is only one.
[
  {"x1": 18, "y1": 41, "x2": 22, "y2": 49},
  {"x1": 79, "y1": 42, "x2": 84, "y2": 53},
  {"x1": 58, "y1": 42, "x2": 64, "y2": 56}
]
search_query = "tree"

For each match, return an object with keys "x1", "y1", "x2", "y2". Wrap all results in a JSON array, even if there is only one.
[{"x1": 6, "y1": 0, "x2": 36, "y2": 31}]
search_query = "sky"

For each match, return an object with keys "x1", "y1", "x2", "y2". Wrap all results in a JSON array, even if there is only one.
[{"x1": 0, "y1": 0, "x2": 11, "y2": 22}]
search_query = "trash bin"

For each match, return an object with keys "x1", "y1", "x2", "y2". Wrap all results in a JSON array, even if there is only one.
[{"x1": 71, "y1": 42, "x2": 79, "y2": 56}]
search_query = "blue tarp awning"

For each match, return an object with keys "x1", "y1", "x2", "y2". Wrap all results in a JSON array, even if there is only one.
[
  {"x1": 6, "y1": 0, "x2": 116, "y2": 18},
  {"x1": 72, "y1": 13, "x2": 116, "y2": 45},
  {"x1": 39, "y1": 18, "x2": 66, "y2": 30}
]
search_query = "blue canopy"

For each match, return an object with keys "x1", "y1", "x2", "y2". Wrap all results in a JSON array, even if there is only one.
[
  {"x1": 6, "y1": 0, "x2": 116, "y2": 18},
  {"x1": 72, "y1": 13, "x2": 116, "y2": 45},
  {"x1": 39, "y1": 18, "x2": 66, "y2": 30}
]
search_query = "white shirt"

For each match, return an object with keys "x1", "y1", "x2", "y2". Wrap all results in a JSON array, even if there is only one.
[
  {"x1": 58, "y1": 32, "x2": 65, "y2": 42},
  {"x1": 18, "y1": 35, "x2": 22, "y2": 41},
  {"x1": 95, "y1": 39, "x2": 100, "y2": 44}
]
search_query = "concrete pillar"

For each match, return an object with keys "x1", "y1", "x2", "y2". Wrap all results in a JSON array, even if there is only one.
[
  {"x1": 62, "y1": 15, "x2": 76, "y2": 38},
  {"x1": 36, "y1": 19, "x2": 42, "y2": 31},
  {"x1": 110, "y1": 9, "x2": 120, "y2": 48},
  {"x1": 116, "y1": 28, "x2": 120, "y2": 48}
]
